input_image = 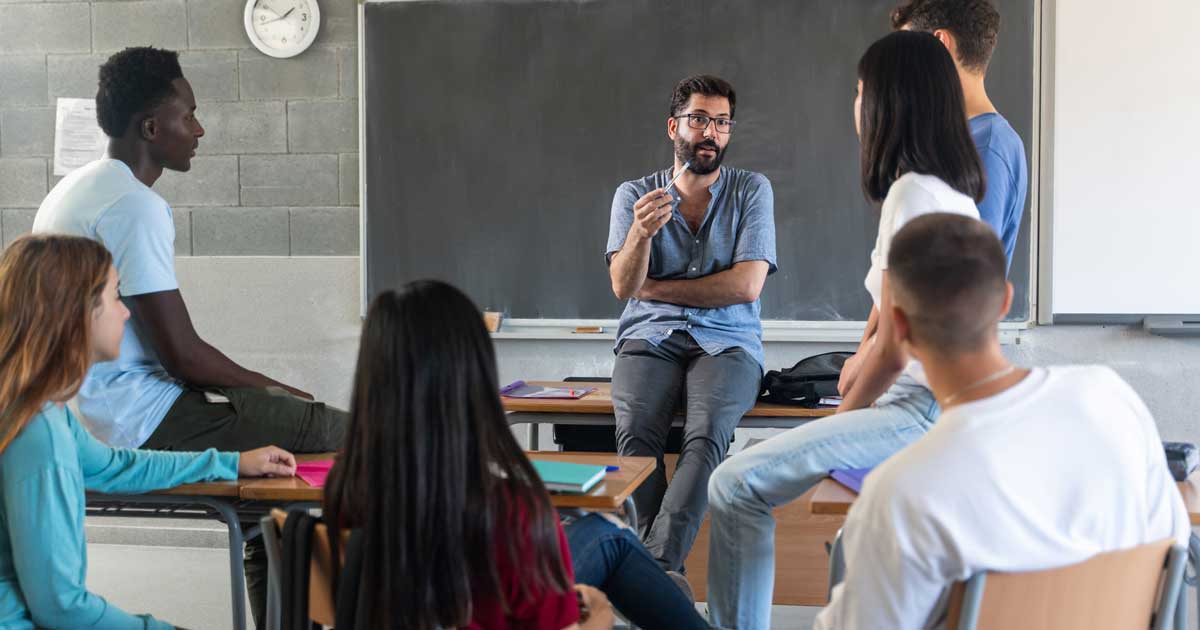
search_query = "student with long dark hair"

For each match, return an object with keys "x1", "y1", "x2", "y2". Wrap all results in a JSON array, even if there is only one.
[
  {"x1": 323, "y1": 280, "x2": 710, "y2": 630},
  {"x1": 0, "y1": 234, "x2": 296, "y2": 629},
  {"x1": 705, "y1": 31, "x2": 985, "y2": 628}
]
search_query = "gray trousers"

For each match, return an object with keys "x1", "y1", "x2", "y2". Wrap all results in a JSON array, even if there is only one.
[{"x1": 611, "y1": 331, "x2": 762, "y2": 572}]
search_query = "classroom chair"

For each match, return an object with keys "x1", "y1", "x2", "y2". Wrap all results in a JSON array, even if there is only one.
[
  {"x1": 262, "y1": 508, "x2": 367, "y2": 630},
  {"x1": 942, "y1": 539, "x2": 1186, "y2": 630}
]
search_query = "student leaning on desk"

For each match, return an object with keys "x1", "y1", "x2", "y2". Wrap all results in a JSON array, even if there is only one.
[{"x1": 0, "y1": 235, "x2": 297, "y2": 630}]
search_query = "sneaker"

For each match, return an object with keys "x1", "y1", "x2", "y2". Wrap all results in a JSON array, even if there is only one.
[{"x1": 666, "y1": 570, "x2": 695, "y2": 604}]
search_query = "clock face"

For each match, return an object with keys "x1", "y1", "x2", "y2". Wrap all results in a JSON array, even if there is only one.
[{"x1": 244, "y1": 0, "x2": 320, "y2": 59}]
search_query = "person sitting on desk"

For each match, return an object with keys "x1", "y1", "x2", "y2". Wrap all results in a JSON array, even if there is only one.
[
  {"x1": 31, "y1": 46, "x2": 347, "y2": 628},
  {"x1": 605, "y1": 75, "x2": 777, "y2": 578},
  {"x1": 816, "y1": 214, "x2": 1190, "y2": 629}
]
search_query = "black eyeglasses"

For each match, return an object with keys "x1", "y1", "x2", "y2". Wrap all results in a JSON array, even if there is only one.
[{"x1": 674, "y1": 113, "x2": 736, "y2": 134}]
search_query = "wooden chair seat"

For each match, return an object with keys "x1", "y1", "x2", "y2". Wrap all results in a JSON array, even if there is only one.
[{"x1": 944, "y1": 538, "x2": 1186, "y2": 630}]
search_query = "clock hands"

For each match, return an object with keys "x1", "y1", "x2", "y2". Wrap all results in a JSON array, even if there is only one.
[{"x1": 261, "y1": 6, "x2": 295, "y2": 24}]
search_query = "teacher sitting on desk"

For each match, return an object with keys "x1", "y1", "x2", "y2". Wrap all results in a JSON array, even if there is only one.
[{"x1": 605, "y1": 75, "x2": 777, "y2": 577}]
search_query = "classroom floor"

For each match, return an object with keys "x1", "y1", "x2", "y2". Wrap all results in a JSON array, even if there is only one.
[{"x1": 85, "y1": 534, "x2": 822, "y2": 629}]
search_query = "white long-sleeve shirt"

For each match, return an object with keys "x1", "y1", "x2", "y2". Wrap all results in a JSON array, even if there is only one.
[{"x1": 815, "y1": 366, "x2": 1190, "y2": 630}]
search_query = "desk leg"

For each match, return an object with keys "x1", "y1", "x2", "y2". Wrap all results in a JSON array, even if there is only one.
[
  {"x1": 621, "y1": 495, "x2": 638, "y2": 530},
  {"x1": 527, "y1": 420, "x2": 540, "y2": 451},
  {"x1": 1187, "y1": 533, "x2": 1200, "y2": 630},
  {"x1": 827, "y1": 528, "x2": 845, "y2": 601},
  {"x1": 207, "y1": 498, "x2": 249, "y2": 630}
]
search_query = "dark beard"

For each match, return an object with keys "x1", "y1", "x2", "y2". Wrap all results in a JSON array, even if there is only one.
[{"x1": 674, "y1": 137, "x2": 727, "y2": 175}]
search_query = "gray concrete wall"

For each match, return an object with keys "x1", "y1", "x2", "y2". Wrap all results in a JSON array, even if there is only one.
[
  {"x1": 0, "y1": 0, "x2": 359, "y2": 255},
  {"x1": 178, "y1": 257, "x2": 1200, "y2": 448}
]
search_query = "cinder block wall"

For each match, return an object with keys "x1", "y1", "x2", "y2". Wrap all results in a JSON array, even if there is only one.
[{"x1": 0, "y1": 0, "x2": 359, "y2": 256}]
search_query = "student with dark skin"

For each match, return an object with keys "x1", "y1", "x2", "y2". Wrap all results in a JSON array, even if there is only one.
[{"x1": 34, "y1": 47, "x2": 346, "y2": 628}]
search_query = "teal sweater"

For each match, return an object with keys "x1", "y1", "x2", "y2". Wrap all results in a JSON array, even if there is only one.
[{"x1": 0, "y1": 404, "x2": 239, "y2": 629}]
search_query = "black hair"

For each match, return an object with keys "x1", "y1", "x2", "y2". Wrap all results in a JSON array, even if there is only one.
[
  {"x1": 670, "y1": 74, "x2": 737, "y2": 118},
  {"x1": 857, "y1": 30, "x2": 985, "y2": 204},
  {"x1": 891, "y1": 0, "x2": 1002, "y2": 73},
  {"x1": 95, "y1": 46, "x2": 183, "y2": 138},
  {"x1": 323, "y1": 280, "x2": 571, "y2": 630},
  {"x1": 888, "y1": 213, "x2": 1007, "y2": 353}
]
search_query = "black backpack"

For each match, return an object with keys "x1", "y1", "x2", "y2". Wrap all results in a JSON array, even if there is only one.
[{"x1": 759, "y1": 352, "x2": 854, "y2": 406}]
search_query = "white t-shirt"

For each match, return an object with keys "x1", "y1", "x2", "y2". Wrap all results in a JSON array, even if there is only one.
[
  {"x1": 864, "y1": 173, "x2": 979, "y2": 386},
  {"x1": 815, "y1": 366, "x2": 1190, "y2": 630},
  {"x1": 33, "y1": 158, "x2": 184, "y2": 447}
]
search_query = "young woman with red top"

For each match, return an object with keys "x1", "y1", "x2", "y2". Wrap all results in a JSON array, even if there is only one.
[{"x1": 323, "y1": 280, "x2": 711, "y2": 630}]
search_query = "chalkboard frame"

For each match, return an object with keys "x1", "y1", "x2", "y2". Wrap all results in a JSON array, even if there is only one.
[{"x1": 357, "y1": 0, "x2": 1040, "y2": 336}]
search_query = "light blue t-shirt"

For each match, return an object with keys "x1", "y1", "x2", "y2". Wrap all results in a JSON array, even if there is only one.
[
  {"x1": 33, "y1": 158, "x2": 185, "y2": 448},
  {"x1": 970, "y1": 113, "x2": 1028, "y2": 270},
  {"x1": 605, "y1": 167, "x2": 777, "y2": 368},
  {"x1": 0, "y1": 403, "x2": 237, "y2": 628}
]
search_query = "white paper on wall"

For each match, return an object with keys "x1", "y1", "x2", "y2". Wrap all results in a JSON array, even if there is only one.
[{"x1": 53, "y1": 98, "x2": 108, "y2": 176}]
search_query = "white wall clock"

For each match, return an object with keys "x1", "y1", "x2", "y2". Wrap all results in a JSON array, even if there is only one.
[{"x1": 244, "y1": 0, "x2": 320, "y2": 59}]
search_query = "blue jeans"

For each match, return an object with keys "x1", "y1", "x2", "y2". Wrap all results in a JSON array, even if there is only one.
[
  {"x1": 567, "y1": 514, "x2": 710, "y2": 629},
  {"x1": 705, "y1": 376, "x2": 939, "y2": 629}
]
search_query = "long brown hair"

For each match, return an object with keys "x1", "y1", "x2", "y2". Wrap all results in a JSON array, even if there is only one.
[
  {"x1": 324, "y1": 280, "x2": 570, "y2": 630},
  {"x1": 0, "y1": 235, "x2": 113, "y2": 454}
]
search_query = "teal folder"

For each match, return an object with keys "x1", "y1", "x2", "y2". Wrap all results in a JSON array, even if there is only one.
[{"x1": 531, "y1": 460, "x2": 606, "y2": 494}]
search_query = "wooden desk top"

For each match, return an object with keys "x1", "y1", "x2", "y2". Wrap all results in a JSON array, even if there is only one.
[
  {"x1": 503, "y1": 381, "x2": 837, "y2": 418},
  {"x1": 237, "y1": 451, "x2": 656, "y2": 512},
  {"x1": 810, "y1": 474, "x2": 1200, "y2": 525}
]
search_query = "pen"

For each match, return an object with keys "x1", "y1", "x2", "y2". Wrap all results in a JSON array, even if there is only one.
[{"x1": 663, "y1": 160, "x2": 691, "y2": 197}]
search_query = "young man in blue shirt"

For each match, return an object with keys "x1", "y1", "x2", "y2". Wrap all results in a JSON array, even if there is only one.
[
  {"x1": 893, "y1": 0, "x2": 1029, "y2": 268},
  {"x1": 606, "y1": 75, "x2": 776, "y2": 578},
  {"x1": 33, "y1": 47, "x2": 346, "y2": 628}
]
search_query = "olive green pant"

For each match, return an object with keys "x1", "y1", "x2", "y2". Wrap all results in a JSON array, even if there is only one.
[{"x1": 143, "y1": 387, "x2": 349, "y2": 629}]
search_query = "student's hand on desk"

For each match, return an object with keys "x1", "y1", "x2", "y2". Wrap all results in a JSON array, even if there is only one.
[
  {"x1": 572, "y1": 584, "x2": 614, "y2": 630},
  {"x1": 238, "y1": 446, "x2": 297, "y2": 478},
  {"x1": 631, "y1": 188, "x2": 674, "y2": 240}
]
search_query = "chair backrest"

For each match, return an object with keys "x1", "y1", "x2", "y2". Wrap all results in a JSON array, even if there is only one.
[
  {"x1": 271, "y1": 508, "x2": 338, "y2": 627},
  {"x1": 944, "y1": 538, "x2": 1186, "y2": 630}
]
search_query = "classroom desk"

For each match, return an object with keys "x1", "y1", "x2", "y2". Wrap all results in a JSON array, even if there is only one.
[
  {"x1": 809, "y1": 474, "x2": 1200, "y2": 630},
  {"x1": 504, "y1": 381, "x2": 836, "y2": 450},
  {"x1": 86, "y1": 453, "x2": 331, "y2": 630},
  {"x1": 87, "y1": 452, "x2": 655, "y2": 630}
]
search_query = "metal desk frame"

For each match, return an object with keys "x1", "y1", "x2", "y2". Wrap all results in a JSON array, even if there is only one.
[
  {"x1": 507, "y1": 411, "x2": 818, "y2": 451},
  {"x1": 86, "y1": 493, "x2": 316, "y2": 630}
]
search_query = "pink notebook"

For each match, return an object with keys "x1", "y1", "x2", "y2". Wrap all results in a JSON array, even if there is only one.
[{"x1": 296, "y1": 460, "x2": 334, "y2": 488}]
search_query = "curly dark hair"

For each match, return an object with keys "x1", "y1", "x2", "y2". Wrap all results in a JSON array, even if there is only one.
[
  {"x1": 891, "y1": 0, "x2": 1001, "y2": 73},
  {"x1": 669, "y1": 75, "x2": 736, "y2": 119},
  {"x1": 95, "y1": 47, "x2": 183, "y2": 138}
]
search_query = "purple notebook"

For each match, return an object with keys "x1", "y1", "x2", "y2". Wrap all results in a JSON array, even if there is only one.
[
  {"x1": 829, "y1": 467, "x2": 873, "y2": 494},
  {"x1": 500, "y1": 380, "x2": 595, "y2": 399}
]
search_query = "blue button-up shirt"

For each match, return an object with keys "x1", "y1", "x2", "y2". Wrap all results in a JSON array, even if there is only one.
[{"x1": 606, "y1": 166, "x2": 777, "y2": 368}]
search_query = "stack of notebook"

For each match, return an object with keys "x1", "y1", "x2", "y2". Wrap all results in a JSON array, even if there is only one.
[{"x1": 531, "y1": 460, "x2": 607, "y2": 494}]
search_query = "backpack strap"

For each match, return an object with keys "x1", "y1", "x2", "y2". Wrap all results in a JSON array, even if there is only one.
[{"x1": 281, "y1": 510, "x2": 319, "y2": 630}]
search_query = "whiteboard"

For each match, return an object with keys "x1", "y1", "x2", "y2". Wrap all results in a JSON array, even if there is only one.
[{"x1": 1050, "y1": 0, "x2": 1200, "y2": 317}]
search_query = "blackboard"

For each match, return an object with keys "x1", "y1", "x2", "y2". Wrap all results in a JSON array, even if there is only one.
[{"x1": 364, "y1": 0, "x2": 1034, "y2": 321}]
